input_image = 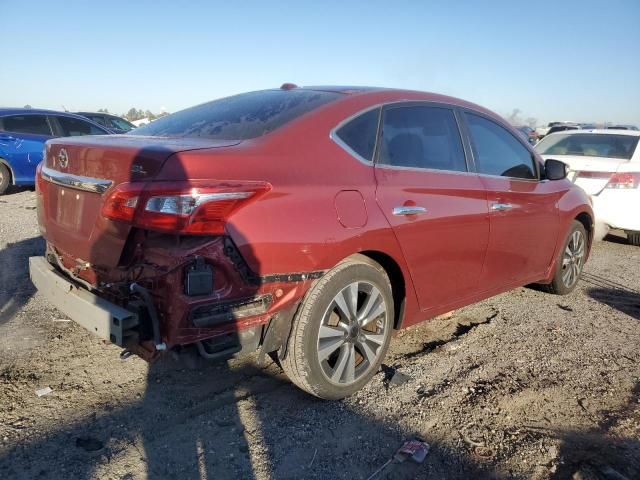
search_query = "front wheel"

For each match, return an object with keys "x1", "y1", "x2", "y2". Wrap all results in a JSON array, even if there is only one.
[
  {"x1": 280, "y1": 256, "x2": 394, "y2": 399},
  {"x1": 543, "y1": 220, "x2": 587, "y2": 295}
]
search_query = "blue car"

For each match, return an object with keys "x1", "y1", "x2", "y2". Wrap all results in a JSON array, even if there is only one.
[{"x1": 0, "y1": 108, "x2": 111, "y2": 195}]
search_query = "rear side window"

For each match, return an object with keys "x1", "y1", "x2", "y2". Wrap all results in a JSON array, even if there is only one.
[
  {"x1": 88, "y1": 115, "x2": 107, "y2": 126},
  {"x1": 334, "y1": 108, "x2": 380, "y2": 162},
  {"x1": 56, "y1": 116, "x2": 108, "y2": 136},
  {"x1": 132, "y1": 89, "x2": 341, "y2": 140},
  {"x1": 465, "y1": 113, "x2": 536, "y2": 179},
  {"x1": 378, "y1": 106, "x2": 466, "y2": 172},
  {"x1": 2, "y1": 115, "x2": 52, "y2": 135}
]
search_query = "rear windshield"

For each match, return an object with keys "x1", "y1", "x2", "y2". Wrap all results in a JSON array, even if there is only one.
[
  {"x1": 536, "y1": 133, "x2": 639, "y2": 160},
  {"x1": 131, "y1": 89, "x2": 341, "y2": 140}
]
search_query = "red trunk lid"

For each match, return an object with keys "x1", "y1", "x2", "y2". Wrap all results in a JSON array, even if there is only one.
[{"x1": 38, "y1": 135, "x2": 239, "y2": 270}]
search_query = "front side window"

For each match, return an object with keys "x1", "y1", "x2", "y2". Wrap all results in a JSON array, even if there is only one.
[
  {"x1": 132, "y1": 89, "x2": 341, "y2": 140},
  {"x1": 536, "y1": 133, "x2": 638, "y2": 160},
  {"x1": 378, "y1": 106, "x2": 466, "y2": 171},
  {"x1": 465, "y1": 113, "x2": 536, "y2": 179},
  {"x1": 56, "y1": 116, "x2": 108, "y2": 136},
  {"x1": 2, "y1": 115, "x2": 52, "y2": 136},
  {"x1": 334, "y1": 108, "x2": 379, "y2": 161}
]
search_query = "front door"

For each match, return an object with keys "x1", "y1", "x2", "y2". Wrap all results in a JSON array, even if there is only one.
[
  {"x1": 462, "y1": 111, "x2": 562, "y2": 288},
  {"x1": 374, "y1": 104, "x2": 490, "y2": 313}
]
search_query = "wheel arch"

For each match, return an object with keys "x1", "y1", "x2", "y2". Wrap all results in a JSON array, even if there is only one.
[
  {"x1": 574, "y1": 210, "x2": 594, "y2": 249},
  {"x1": 0, "y1": 157, "x2": 15, "y2": 185},
  {"x1": 353, "y1": 250, "x2": 406, "y2": 331}
]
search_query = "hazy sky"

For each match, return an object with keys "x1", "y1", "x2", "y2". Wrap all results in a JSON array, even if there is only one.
[{"x1": 2, "y1": 0, "x2": 639, "y2": 126}]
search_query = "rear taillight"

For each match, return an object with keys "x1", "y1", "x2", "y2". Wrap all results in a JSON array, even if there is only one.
[
  {"x1": 101, "y1": 183, "x2": 141, "y2": 222},
  {"x1": 101, "y1": 181, "x2": 271, "y2": 234},
  {"x1": 575, "y1": 171, "x2": 612, "y2": 179},
  {"x1": 605, "y1": 172, "x2": 640, "y2": 189},
  {"x1": 35, "y1": 161, "x2": 46, "y2": 194}
]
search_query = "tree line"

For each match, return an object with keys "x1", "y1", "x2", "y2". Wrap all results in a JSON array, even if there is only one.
[{"x1": 96, "y1": 108, "x2": 169, "y2": 121}]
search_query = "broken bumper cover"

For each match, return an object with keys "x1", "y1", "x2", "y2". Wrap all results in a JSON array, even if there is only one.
[{"x1": 28, "y1": 256, "x2": 139, "y2": 347}]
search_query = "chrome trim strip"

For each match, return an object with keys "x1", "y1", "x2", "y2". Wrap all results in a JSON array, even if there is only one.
[
  {"x1": 375, "y1": 163, "x2": 475, "y2": 176},
  {"x1": 41, "y1": 165, "x2": 112, "y2": 194},
  {"x1": 329, "y1": 104, "x2": 383, "y2": 166}
]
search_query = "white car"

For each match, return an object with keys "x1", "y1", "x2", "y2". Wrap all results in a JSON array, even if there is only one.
[{"x1": 536, "y1": 129, "x2": 640, "y2": 245}]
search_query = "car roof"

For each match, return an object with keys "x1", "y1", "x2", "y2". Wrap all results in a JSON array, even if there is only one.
[
  {"x1": 302, "y1": 85, "x2": 383, "y2": 94},
  {"x1": 546, "y1": 129, "x2": 640, "y2": 137},
  {"x1": 76, "y1": 111, "x2": 122, "y2": 117},
  {"x1": 0, "y1": 107, "x2": 95, "y2": 120}
]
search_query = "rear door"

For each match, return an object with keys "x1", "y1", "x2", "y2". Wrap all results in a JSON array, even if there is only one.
[
  {"x1": 462, "y1": 111, "x2": 564, "y2": 288},
  {"x1": 0, "y1": 114, "x2": 54, "y2": 184},
  {"x1": 373, "y1": 103, "x2": 490, "y2": 313}
]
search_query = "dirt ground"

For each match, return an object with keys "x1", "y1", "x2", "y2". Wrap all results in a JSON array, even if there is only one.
[{"x1": 0, "y1": 189, "x2": 638, "y2": 480}]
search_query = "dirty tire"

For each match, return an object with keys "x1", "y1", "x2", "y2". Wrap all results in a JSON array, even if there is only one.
[
  {"x1": 541, "y1": 220, "x2": 587, "y2": 295},
  {"x1": 627, "y1": 232, "x2": 640, "y2": 247},
  {"x1": 280, "y1": 255, "x2": 394, "y2": 400},
  {"x1": 0, "y1": 163, "x2": 10, "y2": 196}
]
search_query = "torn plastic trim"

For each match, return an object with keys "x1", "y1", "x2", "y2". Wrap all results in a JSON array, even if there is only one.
[
  {"x1": 46, "y1": 247, "x2": 97, "y2": 293},
  {"x1": 190, "y1": 295, "x2": 273, "y2": 327},
  {"x1": 222, "y1": 236, "x2": 325, "y2": 285}
]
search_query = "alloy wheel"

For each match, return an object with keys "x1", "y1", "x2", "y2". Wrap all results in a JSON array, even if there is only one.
[
  {"x1": 316, "y1": 281, "x2": 388, "y2": 385},
  {"x1": 562, "y1": 230, "x2": 585, "y2": 288}
]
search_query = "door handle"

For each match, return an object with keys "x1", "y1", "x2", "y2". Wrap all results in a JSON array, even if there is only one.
[
  {"x1": 393, "y1": 206, "x2": 427, "y2": 216},
  {"x1": 0, "y1": 134, "x2": 15, "y2": 141},
  {"x1": 491, "y1": 203, "x2": 513, "y2": 211}
]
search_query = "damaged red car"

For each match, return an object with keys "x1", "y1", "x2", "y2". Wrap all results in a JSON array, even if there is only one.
[{"x1": 29, "y1": 86, "x2": 593, "y2": 399}]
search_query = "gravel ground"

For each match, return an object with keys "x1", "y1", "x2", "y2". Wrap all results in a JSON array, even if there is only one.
[{"x1": 0, "y1": 189, "x2": 638, "y2": 480}]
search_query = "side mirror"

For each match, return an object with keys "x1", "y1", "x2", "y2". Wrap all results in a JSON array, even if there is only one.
[{"x1": 545, "y1": 159, "x2": 568, "y2": 180}]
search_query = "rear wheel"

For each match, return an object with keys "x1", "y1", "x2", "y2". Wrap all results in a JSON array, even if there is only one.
[
  {"x1": 543, "y1": 220, "x2": 587, "y2": 295},
  {"x1": 280, "y1": 256, "x2": 393, "y2": 399},
  {"x1": 0, "y1": 163, "x2": 10, "y2": 195},
  {"x1": 627, "y1": 231, "x2": 640, "y2": 247}
]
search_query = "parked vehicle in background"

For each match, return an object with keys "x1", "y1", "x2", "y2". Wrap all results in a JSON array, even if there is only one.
[
  {"x1": 536, "y1": 129, "x2": 640, "y2": 245},
  {"x1": 29, "y1": 86, "x2": 593, "y2": 399},
  {"x1": 0, "y1": 109, "x2": 110, "y2": 195},
  {"x1": 606, "y1": 124, "x2": 639, "y2": 131},
  {"x1": 76, "y1": 112, "x2": 136, "y2": 134},
  {"x1": 546, "y1": 123, "x2": 580, "y2": 136},
  {"x1": 537, "y1": 121, "x2": 588, "y2": 140},
  {"x1": 515, "y1": 125, "x2": 537, "y2": 144}
]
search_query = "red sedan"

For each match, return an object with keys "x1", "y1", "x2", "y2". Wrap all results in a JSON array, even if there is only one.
[{"x1": 29, "y1": 86, "x2": 593, "y2": 399}]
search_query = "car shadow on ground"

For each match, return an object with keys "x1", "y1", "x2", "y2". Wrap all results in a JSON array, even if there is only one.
[
  {"x1": 0, "y1": 236, "x2": 44, "y2": 325},
  {"x1": 0, "y1": 355, "x2": 510, "y2": 480},
  {"x1": 550, "y1": 382, "x2": 640, "y2": 480},
  {"x1": 602, "y1": 231, "x2": 630, "y2": 245},
  {"x1": 586, "y1": 287, "x2": 640, "y2": 321}
]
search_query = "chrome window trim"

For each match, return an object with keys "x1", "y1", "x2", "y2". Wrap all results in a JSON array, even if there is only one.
[
  {"x1": 329, "y1": 98, "x2": 543, "y2": 182},
  {"x1": 329, "y1": 104, "x2": 383, "y2": 166},
  {"x1": 41, "y1": 165, "x2": 112, "y2": 194},
  {"x1": 375, "y1": 163, "x2": 477, "y2": 177},
  {"x1": 375, "y1": 159, "x2": 542, "y2": 182}
]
